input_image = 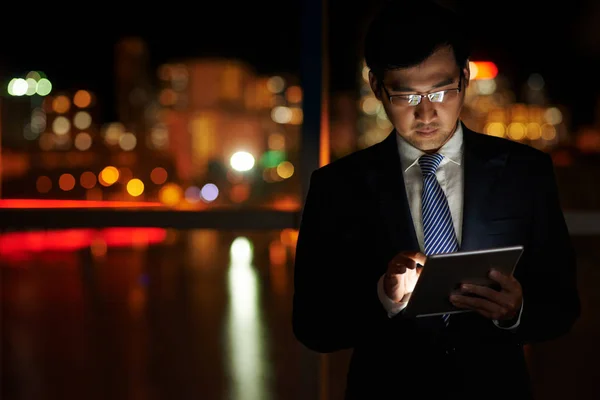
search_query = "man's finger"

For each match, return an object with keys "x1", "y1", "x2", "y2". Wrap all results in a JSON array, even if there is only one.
[
  {"x1": 404, "y1": 251, "x2": 427, "y2": 267},
  {"x1": 460, "y1": 283, "x2": 509, "y2": 306},
  {"x1": 450, "y1": 294, "x2": 506, "y2": 317},
  {"x1": 488, "y1": 269, "x2": 517, "y2": 290}
]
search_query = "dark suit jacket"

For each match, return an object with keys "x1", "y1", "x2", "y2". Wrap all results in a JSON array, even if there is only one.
[{"x1": 292, "y1": 125, "x2": 580, "y2": 400}]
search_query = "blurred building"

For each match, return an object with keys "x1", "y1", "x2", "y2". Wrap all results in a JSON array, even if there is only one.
[
  {"x1": 114, "y1": 37, "x2": 156, "y2": 147},
  {"x1": 154, "y1": 58, "x2": 303, "y2": 207}
]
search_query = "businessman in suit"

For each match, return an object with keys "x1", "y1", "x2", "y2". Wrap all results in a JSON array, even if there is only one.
[{"x1": 292, "y1": 1, "x2": 580, "y2": 399}]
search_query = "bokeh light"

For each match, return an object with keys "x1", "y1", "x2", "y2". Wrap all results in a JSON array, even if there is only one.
[
  {"x1": 36, "y1": 176, "x2": 52, "y2": 193},
  {"x1": 99, "y1": 166, "x2": 120, "y2": 186},
  {"x1": 59, "y1": 174, "x2": 76, "y2": 191},
  {"x1": 201, "y1": 183, "x2": 219, "y2": 202},
  {"x1": 150, "y1": 167, "x2": 168, "y2": 185},
  {"x1": 73, "y1": 90, "x2": 92, "y2": 108},
  {"x1": 127, "y1": 179, "x2": 145, "y2": 197},
  {"x1": 80, "y1": 171, "x2": 97, "y2": 189},
  {"x1": 74, "y1": 132, "x2": 92, "y2": 151},
  {"x1": 159, "y1": 183, "x2": 183, "y2": 206},
  {"x1": 230, "y1": 151, "x2": 255, "y2": 172}
]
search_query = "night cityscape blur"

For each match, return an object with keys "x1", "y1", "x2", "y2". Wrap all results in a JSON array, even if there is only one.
[{"x1": 1, "y1": 1, "x2": 599, "y2": 399}]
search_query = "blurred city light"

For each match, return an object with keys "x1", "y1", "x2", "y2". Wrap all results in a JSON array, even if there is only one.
[
  {"x1": 271, "y1": 106, "x2": 292, "y2": 124},
  {"x1": 267, "y1": 76, "x2": 285, "y2": 93},
  {"x1": 36, "y1": 78, "x2": 52, "y2": 96},
  {"x1": 73, "y1": 90, "x2": 92, "y2": 108},
  {"x1": 200, "y1": 183, "x2": 219, "y2": 202},
  {"x1": 184, "y1": 186, "x2": 202, "y2": 203},
  {"x1": 150, "y1": 167, "x2": 168, "y2": 185},
  {"x1": 127, "y1": 179, "x2": 145, "y2": 197},
  {"x1": 25, "y1": 78, "x2": 37, "y2": 95},
  {"x1": 159, "y1": 183, "x2": 183, "y2": 206},
  {"x1": 276, "y1": 161, "x2": 294, "y2": 179},
  {"x1": 469, "y1": 61, "x2": 498, "y2": 80},
  {"x1": 230, "y1": 151, "x2": 255, "y2": 172},
  {"x1": 74, "y1": 111, "x2": 92, "y2": 130},
  {"x1": 74, "y1": 132, "x2": 92, "y2": 151},
  {"x1": 10, "y1": 78, "x2": 28, "y2": 96},
  {"x1": 59, "y1": 174, "x2": 76, "y2": 191},
  {"x1": 99, "y1": 166, "x2": 120, "y2": 186}
]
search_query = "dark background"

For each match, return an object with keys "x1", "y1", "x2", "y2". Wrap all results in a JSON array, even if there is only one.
[{"x1": 1, "y1": 0, "x2": 599, "y2": 129}]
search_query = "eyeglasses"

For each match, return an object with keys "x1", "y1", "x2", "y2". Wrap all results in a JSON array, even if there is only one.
[{"x1": 382, "y1": 75, "x2": 462, "y2": 107}]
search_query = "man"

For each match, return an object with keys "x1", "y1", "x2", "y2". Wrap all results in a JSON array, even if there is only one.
[{"x1": 292, "y1": 1, "x2": 580, "y2": 399}]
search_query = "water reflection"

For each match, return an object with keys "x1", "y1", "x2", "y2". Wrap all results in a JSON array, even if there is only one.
[
  {"x1": 1, "y1": 230, "x2": 596, "y2": 400},
  {"x1": 226, "y1": 237, "x2": 270, "y2": 400}
]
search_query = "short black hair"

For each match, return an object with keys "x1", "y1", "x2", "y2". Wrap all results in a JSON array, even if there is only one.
[{"x1": 364, "y1": 0, "x2": 471, "y2": 81}]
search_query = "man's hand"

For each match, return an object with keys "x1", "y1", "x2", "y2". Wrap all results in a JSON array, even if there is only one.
[
  {"x1": 384, "y1": 251, "x2": 426, "y2": 302},
  {"x1": 450, "y1": 269, "x2": 523, "y2": 321}
]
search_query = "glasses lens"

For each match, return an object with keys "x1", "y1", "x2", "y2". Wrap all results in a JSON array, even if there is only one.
[
  {"x1": 407, "y1": 95, "x2": 421, "y2": 106},
  {"x1": 428, "y1": 91, "x2": 445, "y2": 102}
]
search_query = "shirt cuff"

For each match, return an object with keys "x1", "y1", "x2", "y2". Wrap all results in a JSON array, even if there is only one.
[
  {"x1": 493, "y1": 297, "x2": 524, "y2": 331},
  {"x1": 377, "y1": 274, "x2": 408, "y2": 318}
]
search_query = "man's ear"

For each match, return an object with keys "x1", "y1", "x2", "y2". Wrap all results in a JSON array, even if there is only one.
[
  {"x1": 369, "y1": 70, "x2": 382, "y2": 101},
  {"x1": 462, "y1": 61, "x2": 471, "y2": 88}
]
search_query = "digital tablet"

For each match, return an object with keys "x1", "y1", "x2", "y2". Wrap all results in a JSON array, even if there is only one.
[{"x1": 403, "y1": 245, "x2": 524, "y2": 318}]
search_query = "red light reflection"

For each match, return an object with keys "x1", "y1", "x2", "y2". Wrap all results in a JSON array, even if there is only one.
[{"x1": 0, "y1": 228, "x2": 167, "y2": 260}]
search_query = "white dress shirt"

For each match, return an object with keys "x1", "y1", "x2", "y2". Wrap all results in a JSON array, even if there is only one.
[{"x1": 376, "y1": 122, "x2": 523, "y2": 330}]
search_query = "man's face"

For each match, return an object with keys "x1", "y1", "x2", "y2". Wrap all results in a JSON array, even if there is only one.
[{"x1": 370, "y1": 46, "x2": 469, "y2": 153}]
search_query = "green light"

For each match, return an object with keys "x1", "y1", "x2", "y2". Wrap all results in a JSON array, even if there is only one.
[
  {"x1": 7, "y1": 78, "x2": 16, "y2": 96},
  {"x1": 26, "y1": 78, "x2": 37, "y2": 95},
  {"x1": 36, "y1": 78, "x2": 52, "y2": 96},
  {"x1": 260, "y1": 150, "x2": 286, "y2": 168}
]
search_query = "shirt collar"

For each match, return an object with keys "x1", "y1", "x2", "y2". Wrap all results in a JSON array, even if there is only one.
[{"x1": 396, "y1": 121, "x2": 464, "y2": 173}]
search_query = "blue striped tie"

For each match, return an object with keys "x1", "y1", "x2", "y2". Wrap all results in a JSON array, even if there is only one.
[{"x1": 419, "y1": 153, "x2": 459, "y2": 326}]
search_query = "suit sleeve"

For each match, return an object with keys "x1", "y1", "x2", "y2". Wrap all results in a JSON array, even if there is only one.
[
  {"x1": 517, "y1": 153, "x2": 580, "y2": 343},
  {"x1": 292, "y1": 170, "x2": 388, "y2": 353}
]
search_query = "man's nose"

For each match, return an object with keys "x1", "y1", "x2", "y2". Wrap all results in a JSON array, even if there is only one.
[{"x1": 413, "y1": 99, "x2": 437, "y2": 124}]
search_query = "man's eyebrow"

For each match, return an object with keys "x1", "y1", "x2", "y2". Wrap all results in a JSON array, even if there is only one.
[{"x1": 387, "y1": 77, "x2": 456, "y2": 92}]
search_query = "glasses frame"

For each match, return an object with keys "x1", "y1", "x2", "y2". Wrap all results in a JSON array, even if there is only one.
[{"x1": 382, "y1": 74, "x2": 463, "y2": 107}]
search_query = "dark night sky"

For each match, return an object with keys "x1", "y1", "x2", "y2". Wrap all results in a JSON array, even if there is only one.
[{"x1": 2, "y1": 0, "x2": 599, "y2": 129}]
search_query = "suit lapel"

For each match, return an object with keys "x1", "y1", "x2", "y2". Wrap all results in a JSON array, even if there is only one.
[
  {"x1": 460, "y1": 128, "x2": 509, "y2": 251},
  {"x1": 368, "y1": 132, "x2": 419, "y2": 255}
]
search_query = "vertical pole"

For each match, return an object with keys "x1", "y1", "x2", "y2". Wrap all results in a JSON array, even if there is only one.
[
  {"x1": 300, "y1": 0, "x2": 330, "y2": 207},
  {"x1": 300, "y1": 2, "x2": 331, "y2": 399}
]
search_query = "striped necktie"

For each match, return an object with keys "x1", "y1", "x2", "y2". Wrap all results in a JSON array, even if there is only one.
[{"x1": 419, "y1": 153, "x2": 459, "y2": 326}]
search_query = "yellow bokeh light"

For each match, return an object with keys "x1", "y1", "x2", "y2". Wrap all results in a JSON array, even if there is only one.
[
  {"x1": 127, "y1": 179, "x2": 145, "y2": 197},
  {"x1": 59, "y1": 174, "x2": 76, "y2": 191},
  {"x1": 159, "y1": 183, "x2": 183, "y2": 206},
  {"x1": 526, "y1": 123, "x2": 542, "y2": 140},
  {"x1": 73, "y1": 90, "x2": 92, "y2": 108},
  {"x1": 99, "y1": 166, "x2": 119, "y2": 186},
  {"x1": 289, "y1": 108, "x2": 303, "y2": 125},
  {"x1": 507, "y1": 123, "x2": 526, "y2": 141},
  {"x1": 276, "y1": 161, "x2": 294, "y2": 179},
  {"x1": 484, "y1": 122, "x2": 505, "y2": 137},
  {"x1": 53, "y1": 95, "x2": 71, "y2": 114}
]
